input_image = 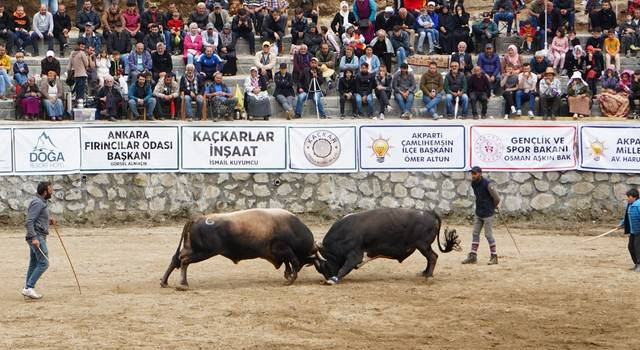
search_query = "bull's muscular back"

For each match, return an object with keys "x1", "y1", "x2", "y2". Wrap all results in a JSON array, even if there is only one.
[{"x1": 192, "y1": 208, "x2": 314, "y2": 265}]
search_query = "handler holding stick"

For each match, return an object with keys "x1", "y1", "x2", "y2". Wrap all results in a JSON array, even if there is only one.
[
  {"x1": 22, "y1": 181, "x2": 56, "y2": 300},
  {"x1": 462, "y1": 166, "x2": 501, "y2": 265},
  {"x1": 619, "y1": 188, "x2": 640, "y2": 272}
]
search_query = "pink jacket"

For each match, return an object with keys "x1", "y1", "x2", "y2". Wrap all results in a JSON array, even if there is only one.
[
  {"x1": 551, "y1": 37, "x2": 569, "y2": 53},
  {"x1": 183, "y1": 33, "x2": 203, "y2": 59},
  {"x1": 122, "y1": 10, "x2": 140, "y2": 32}
]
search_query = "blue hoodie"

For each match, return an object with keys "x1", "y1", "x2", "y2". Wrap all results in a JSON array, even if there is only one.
[
  {"x1": 620, "y1": 199, "x2": 640, "y2": 235},
  {"x1": 477, "y1": 52, "x2": 501, "y2": 77}
]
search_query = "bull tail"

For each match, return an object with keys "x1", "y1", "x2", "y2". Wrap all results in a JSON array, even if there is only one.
[
  {"x1": 433, "y1": 211, "x2": 461, "y2": 253},
  {"x1": 171, "y1": 220, "x2": 192, "y2": 268}
]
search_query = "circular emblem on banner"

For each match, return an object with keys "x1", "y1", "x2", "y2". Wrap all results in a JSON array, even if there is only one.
[
  {"x1": 474, "y1": 134, "x2": 504, "y2": 163},
  {"x1": 304, "y1": 130, "x2": 341, "y2": 167}
]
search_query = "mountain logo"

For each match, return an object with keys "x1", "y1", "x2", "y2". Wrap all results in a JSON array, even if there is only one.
[{"x1": 30, "y1": 131, "x2": 65, "y2": 164}]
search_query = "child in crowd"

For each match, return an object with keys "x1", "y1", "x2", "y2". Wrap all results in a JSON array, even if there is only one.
[
  {"x1": 416, "y1": 6, "x2": 437, "y2": 54},
  {"x1": 518, "y1": 20, "x2": 537, "y2": 54},
  {"x1": 167, "y1": 11, "x2": 184, "y2": 55},
  {"x1": 586, "y1": 28, "x2": 604, "y2": 52},
  {"x1": 604, "y1": 29, "x2": 621, "y2": 71},
  {"x1": 568, "y1": 30, "x2": 580, "y2": 49},
  {"x1": 551, "y1": 29, "x2": 569, "y2": 74},
  {"x1": 629, "y1": 70, "x2": 640, "y2": 117},
  {"x1": 13, "y1": 51, "x2": 28, "y2": 85},
  {"x1": 96, "y1": 48, "x2": 111, "y2": 87},
  {"x1": 109, "y1": 51, "x2": 125, "y2": 77}
]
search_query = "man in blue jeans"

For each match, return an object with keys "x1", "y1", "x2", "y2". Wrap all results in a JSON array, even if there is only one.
[
  {"x1": 295, "y1": 57, "x2": 328, "y2": 119},
  {"x1": 619, "y1": 188, "x2": 640, "y2": 272},
  {"x1": 23, "y1": 181, "x2": 56, "y2": 300}
]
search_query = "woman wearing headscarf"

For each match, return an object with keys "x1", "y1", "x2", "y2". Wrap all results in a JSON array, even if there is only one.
[
  {"x1": 352, "y1": 0, "x2": 377, "y2": 43},
  {"x1": 19, "y1": 76, "x2": 42, "y2": 120},
  {"x1": 597, "y1": 66, "x2": 630, "y2": 118},
  {"x1": 567, "y1": 71, "x2": 591, "y2": 119},
  {"x1": 452, "y1": 5, "x2": 472, "y2": 52},
  {"x1": 244, "y1": 66, "x2": 271, "y2": 120},
  {"x1": 437, "y1": 5, "x2": 456, "y2": 54},
  {"x1": 564, "y1": 45, "x2": 585, "y2": 75},
  {"x1": 501, "y1": 45, "x2": 523, "y2": 74},
  {"x1": 218, "y1": 23, "x2": 238, "y2": 76},
  {"x1": 585, "y1": 45, "x2": 603, "y2": 96},
  {"x1": 331, "y1": 1, "x2": 357, "y2": 40}
]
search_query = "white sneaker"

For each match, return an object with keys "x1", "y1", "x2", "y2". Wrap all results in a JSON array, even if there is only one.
[
  {"x1": 504, "y1": 114, "x2": 509, "y2": 120},
  {"x1": 517, "y1": 109, "x2": 522, "y2": 116},
  {"x1": 433, "y1": 113, "x2": 440, "y2": 120},
  {"x1": 386, "y1": 105, "x2": 393, "y2": 112},
  {"x1": 528, "y1": 110, "x2": 534, "y2": 118},
  {"x1": 379, "y1": 113, "x2": 385, "y2": 120},
  {"x1": 21, "y1": 288, "x2": 42, "y2": 299},
  {"x1": 510, "y1": 106, "x2": 516, "y2": 114}
]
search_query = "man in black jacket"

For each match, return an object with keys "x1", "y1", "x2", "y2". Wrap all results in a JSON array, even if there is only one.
[
  {"x1": 273, "y1": 63, "x2": 295, "y2": 119},
  {"x1": 106, "y1": 23, "x2": 132, "y2": 55},
  {"x1": 52, "y1": 4, "x2": 70, "y2": 57},
  {"x1": 338, "y1": 68, "x2": 357, "y2": 119},
  {"x1": 450, "y1": 41, "x2": 473, "y2": 75},
  {"x1": 141, "y1": 3, "x2": 166, "y2": 35},
  {"x1": 295, "y1": 57, "x2": 327, "y2": 118},
  {"x1": 232, "y1": 9, "x2": 255, "y2": 55},
  {"x1": 597, "y1": 0, "x2": 617, "y2": 31},
  {"x1": 461, "y1": 166, "x2": 501, "y2": 265},
  {"x1": 76, "y1": 0, "x2": 101, "y2": 33},
  {"x1": 355, "y1": 62, "x2": 375, "y2": 118},
  {"x1": 375, "y1": 7, "x2": 396, "y2": 33},
  {"x1": 40, "y1": 51, "x2": 60, "y2": 77},
  {"x1": 262, "y1": 9, "x2": 286, "y2": 55},
  {"x1": 151, "y1": 42, "x2": 173, "y2": 83},
  {"x1": 0, "y1": 5, "x2": 14, "y2": 55}
]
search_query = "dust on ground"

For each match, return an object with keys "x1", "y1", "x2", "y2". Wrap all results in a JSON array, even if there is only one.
[{"x1": 1, "y1": 222, "x2": 639, "y2": 350}]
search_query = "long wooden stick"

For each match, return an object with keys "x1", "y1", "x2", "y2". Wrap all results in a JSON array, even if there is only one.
[
  {"x1": 497, "y1": 210, "x2": 522, "y2": 256},
  {"x1": 52, "y1": 222, "x2": 82, "y2": 295},
  {"x1": 583, "y1": 227, "x2": 620, "y2": 242}
]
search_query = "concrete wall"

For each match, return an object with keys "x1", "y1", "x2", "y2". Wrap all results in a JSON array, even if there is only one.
[{"x1": 0, "y1": 171, "x2": 637, "y2": 225}]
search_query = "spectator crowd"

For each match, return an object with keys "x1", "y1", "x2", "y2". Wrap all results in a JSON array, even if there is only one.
[{"x1": 0, "y1": 0, "x2": 638, "y2": 121}]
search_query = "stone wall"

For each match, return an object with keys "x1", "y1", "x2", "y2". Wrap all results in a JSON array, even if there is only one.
[{"x1": 0, "y1": 171, "x2": 637, "y2": 225}]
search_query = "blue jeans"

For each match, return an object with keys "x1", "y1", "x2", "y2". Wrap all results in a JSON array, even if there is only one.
[
  {"x1": 26, "y1": 236, "x2": 49, "y2": 289},
  {"x1": 515, "y1": 90, "x2": 535, "y2": 111},
  {"x1": 0, "y1": 69, "x2": 11, "y2": 95},
  {"x1": 445, "y1": 93, "x2": 469, "y2": 116},
  {"x1": 40, "y1": 0, "x2": 58, "y2": 14},
  {"x1": 396, "y1": 47, "x2": 407, "y2": 67},
  {"x1": 417, "y1": 28, "x2": 439, "y2": 52},
  {"x1": 29, "y1": 32, "x2": 54, "y2": 53},
  {"x1": 186, "y1": 52, "x2": 199, "y2": 66},
  {"x1": 74, "y1": 77, "x2": 87, "y2": 101},
  {"x1": 493, "y1": 12, "x2": 514, "y2": 34},
  {"x1": 128, "y1": 97, "x2": 157, "y2": 118},
  {"x1": 13, "y1": 30, "x2": 32, "y2": 51},
  {"x1": 394, "y1": 92, "x2": 414, "y2": 113},
  {"x1": 295, "y1": 92, "x2": 326, "y2": 117},
  {"x1": 184, "y1": 94, "x2": 203, "y2": 119},
  {"x1": 356, "y1": 93, "x2": 373, "y2": 116},
  {"x1": 422, "y1": 92, "x2": 443, "y2": 118},
  {"x1": 163, "y1": 30, "x2": 172, "y2": 51},
  {"x1": 44, "y1": 98, "x2": 64, "y2": 117}
]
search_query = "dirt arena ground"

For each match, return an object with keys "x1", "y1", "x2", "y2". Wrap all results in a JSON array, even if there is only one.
[{"x1": 1, "y1": 221, "x2": 639, "y2": 350}]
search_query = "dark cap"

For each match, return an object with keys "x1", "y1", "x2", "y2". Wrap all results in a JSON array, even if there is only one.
[
  {"x1": 470, "y1": 166, "x2": 482, "y2": 173},
  {"x1": 279, "y1": 62, "x2": 287, "y2": 69},
  {"x1": 400, "y1": 63, "x2": 409, "y2": 69}
]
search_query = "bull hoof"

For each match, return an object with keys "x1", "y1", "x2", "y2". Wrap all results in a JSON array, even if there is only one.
[
  {"x1": 283, "y1": 278, "x2": 296, "y2": 286},
  {"x1": 421, "y1": 271, "x2": 434, "y2": 278},
  {"x1": 323, "y1": 276, "x2": 339, "y2": 285},
  {"x1": 160, "y1": 281, "x2": 169, "y2": 288},
  {"x1": 175, "y1": 284, "x2": 190, "y2": 291}
]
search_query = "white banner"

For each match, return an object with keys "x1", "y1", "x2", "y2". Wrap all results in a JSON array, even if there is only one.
[
  {"x1": 469, "y1": 125, "x2": 577, "y2": 171},
  {"x1": 13, "y1": 126, "x2": 81, "y2": 174},
  {"x1": 359, "y1": 124, "x2": 466, "y2": 171},
  {"x1": 0, "y1": 128, "x2": 12, "y2": 173},
  {"x1": 579, "y1": 125, "x2": 640, "y2": 173},
  {"x1": 181, "y1": 125, "x2": 287, "y2": 172},
  {"x1": 289, "y1": 126, "x2": 358, "y2": 172},
  {"x1": 81, "y1": 125, "x2": 179, "y2": 173}
]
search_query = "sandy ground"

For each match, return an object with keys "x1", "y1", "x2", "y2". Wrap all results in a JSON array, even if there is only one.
[{"x1": 1, "y1": 221, "x2": 639, "y2": 350}]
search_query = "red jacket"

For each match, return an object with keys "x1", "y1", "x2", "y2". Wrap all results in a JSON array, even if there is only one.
[{"x1": 183, "y1": 33, "x2": 203, "y2": 59}]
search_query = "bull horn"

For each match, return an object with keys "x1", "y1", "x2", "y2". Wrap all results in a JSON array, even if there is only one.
[
  {"x1": 315, "y1": 250, "x2": 327, "y2": 262},
  {"x1": 315, "y1": 240, "x2": 323, "y2": 249}
]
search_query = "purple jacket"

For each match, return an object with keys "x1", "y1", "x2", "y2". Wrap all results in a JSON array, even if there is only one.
[{"x1": 127, "y1": 50, "x2": 152, "y2": 73}]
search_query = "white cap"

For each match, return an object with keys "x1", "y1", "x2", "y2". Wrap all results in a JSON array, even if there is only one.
[
  {"x1": 46, "y1": 50, "x2": 54, "y2": 57},
  {"x1": 427, "y1": 1, "x2": 436, "y2": 5},
  {"x1": 384, "y1": 6, "x2": 394, "y2": 12}
]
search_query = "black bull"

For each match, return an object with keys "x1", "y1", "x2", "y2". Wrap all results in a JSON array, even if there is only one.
[
  {"x1": 314, "y1": 208, "x2": 460, "y2": 285},
  {"x1": 160, "y1": 209, "x2": 321, "y2": 290}
]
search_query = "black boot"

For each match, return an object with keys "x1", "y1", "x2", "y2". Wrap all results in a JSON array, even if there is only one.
[{"x1": 461, "y1": 252, "x2": 477, "y2": 264}]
